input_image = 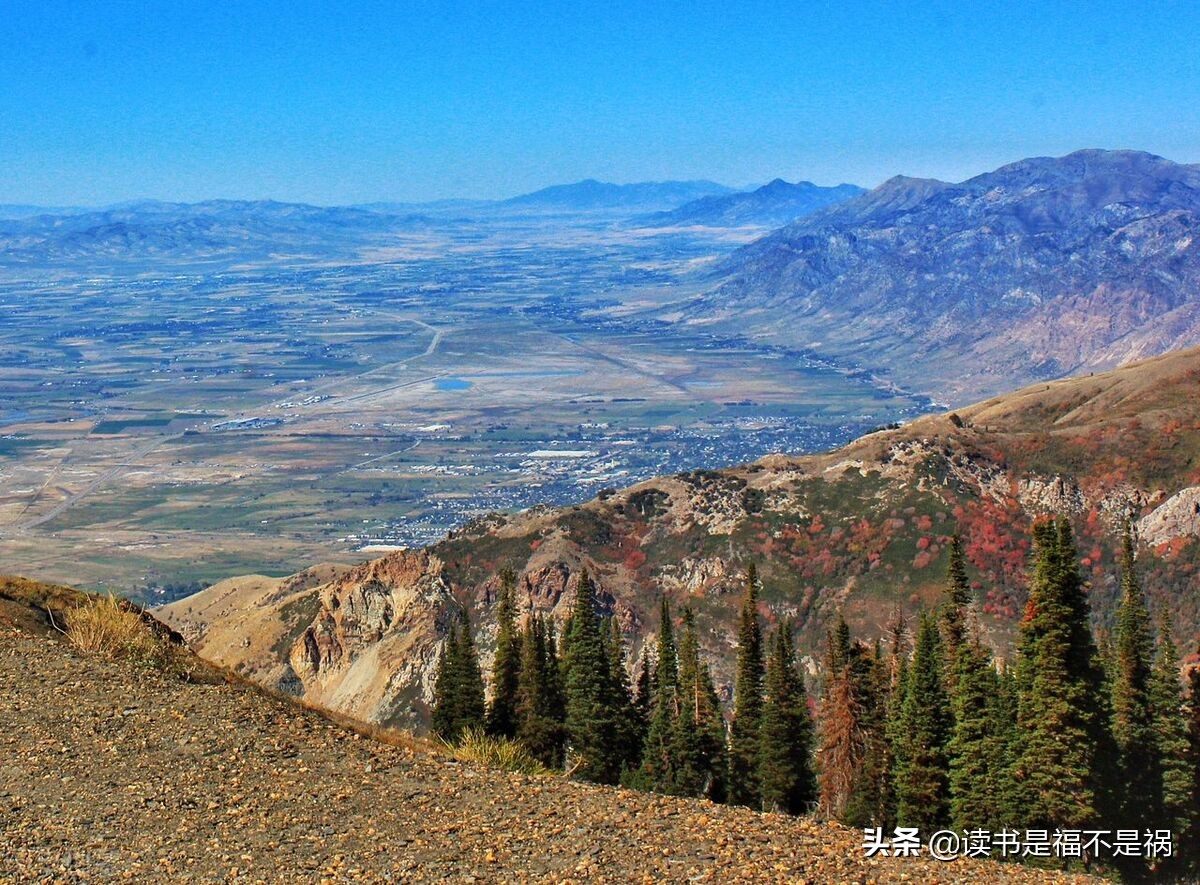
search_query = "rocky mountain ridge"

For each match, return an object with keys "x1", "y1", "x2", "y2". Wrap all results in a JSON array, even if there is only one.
[
  {"x1": 689, "y1": 149, "x2": 1200, "y2": 401},
  {"x1": 161, "y1": 346, "x2": 1200, "y2": 730}
]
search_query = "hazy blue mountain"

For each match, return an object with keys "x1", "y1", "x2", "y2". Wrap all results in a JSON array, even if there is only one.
[
  {"x1": 0, "y1": 199, "x2": 446, "y2": 266},
  {"x1": 693, "y1": 149, "x2": 1200, "y2": 401},
  {"x1": 638, "y1": 179, "x2": 865, "y2": 227},
  {"x1": 499, "y1": 178, "x2": 734, "y2": 212},
  {"x1": 0, "y1": 204, "x2": 91, "y2": 219}
]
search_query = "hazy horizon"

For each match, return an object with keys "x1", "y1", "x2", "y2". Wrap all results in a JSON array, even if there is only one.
[{"x1": 4, "y1": 145, "x2": 1197, "y2": 211}]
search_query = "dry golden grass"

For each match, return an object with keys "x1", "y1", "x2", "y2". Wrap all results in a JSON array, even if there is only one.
[
  {"x1": 441, "y1": 727, "x2": 551, "y2": 776},
  {"x1": 66, "y1": 593, "x2": 168, "y2": 668}
]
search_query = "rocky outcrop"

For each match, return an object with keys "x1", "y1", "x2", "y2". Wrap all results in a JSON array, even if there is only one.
[
  {"x1": 288, "y1": 550, "x2": 455, "y2": 727},
  {"x1": 657, "y1": 557, "x2": 734, "y2": 596},
  {"x1": 1017, "y1": 476, "x2": 1086, "y2": 516},
  {"x1": 1139, "y1": 486, "x2": 1200, "y2": 546}
]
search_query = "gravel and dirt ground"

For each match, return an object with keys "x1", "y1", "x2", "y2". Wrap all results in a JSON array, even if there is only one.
[{"x1": 1, "y1": 621, "x2": 1100, "y2": 884}]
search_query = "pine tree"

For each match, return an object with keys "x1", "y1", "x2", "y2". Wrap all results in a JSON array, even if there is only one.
[
  {"x1": 879, "y1": 609, "x2": 910, "y2": 830},
  {"x1": 635, "y1": 595, "x2": 679, "y2": 792},
  {"x1": 603, "y1": 615, "x2": 640, "y2": 774},
  {"x1": 939, "y1": 533, "x2": 971, "y2": 696},
  {"x1": 1110, "y1": 525, "x2": 1160, "y2": 822},
  {"x1": 485, "y1": 567, "x2": 521, "y2": 738},
  {"x1": 1149, "y1": 619, "x2": 1190, "y2": 840},
  {"x1": 894, "y1": 611, "x2": 951, "y2": 830},
  {"x1": 454, "y1": 610, "x2": 486, "y2": 730},
  {"x1": 430, "y1": 620, "x2": 460, "y2": 740},
  {"x1": 817, "y1": 615, "x2": 863, "y2": 820},
  {"x1": 430, "y1": 610, "x2": 485, "y2": 742},
  {"x1": 828, "y1": 611, "x2": 852, "y2": 673},
  {"x1": 562, "y1": 571, "x2": 623, "y2": 783},
  {"x1": 991, "y1": 660, "x2": 1023, "y2": 829},
  {"x1": 670, "y1": 607, "x2": 727, "y2": 800},
  {"x1": 632, "y1": 646, "x2": 653, "y2": 751},
  {"x1": 844, "y1": 641, "x2": 892, "y2": 827},
  {"x1": 1011, "y1": 518, "x2": 1111, "y2": 832},
  {"x1": 1186, "y1": 660, "x2": 1200, "y2": 877},
  {"x1": 757, "y1": 618, "x2": 816, "y2": 814},
  {"x1": 817, "y1": 670, "x2": 860, "y2": 819},
  {"x1": 947, "y1": 633, "x2": 1010, "y2": 831},
  {"x1": 729, "y1": 563, "x2": 765, "y2": 807},
  {"x1": 516, "y1": 614, "x2": 566, "y2": 767}
]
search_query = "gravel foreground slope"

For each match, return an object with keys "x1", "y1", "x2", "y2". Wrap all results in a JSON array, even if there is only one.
[{"x1": 1, "y1": 624, "x2": 1098, "y2": 884}]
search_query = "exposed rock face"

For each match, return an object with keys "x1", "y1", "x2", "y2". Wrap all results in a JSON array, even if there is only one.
[
  {"x1": 288, "y1": 551, "x2": 455, "y2": 727},
  {"x1": 1139, "y1": 486, "x2": 1200, "y2": 546},
  {"x1": 1017, "y1": 476, "x2": 1086, "y2": 516},
  {"x1": 657, "y1": 557, "x2": 734, "y2": 596}
]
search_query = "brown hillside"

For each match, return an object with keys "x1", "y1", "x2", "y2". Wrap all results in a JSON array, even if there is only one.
[{"x1": 1, "y1": 610, "x2": 1098, "y2": 883}]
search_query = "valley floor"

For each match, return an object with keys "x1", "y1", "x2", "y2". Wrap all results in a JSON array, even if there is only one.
[{"x1": 1, "y1": 624, "x2": 1096, "y2": 884}]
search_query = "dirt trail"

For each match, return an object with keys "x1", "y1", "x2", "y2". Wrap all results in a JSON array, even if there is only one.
[{"x1": 0, "y1": 624, "x2": 1098, "y2": 884}]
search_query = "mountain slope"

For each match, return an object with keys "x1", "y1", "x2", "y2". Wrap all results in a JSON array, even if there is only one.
[
  {"x1": 161, "y1": 347, "x2": 1200, "y2": 730},
  {"x1": 691, "y1": 149, "x2": 1200, "y2": 401},
  {"x1": 2, "y1": 614, "x2": 1097, "y2": 882},
  {"x1": 640, "y1": 179, "x2": 865, "y2": 227}
]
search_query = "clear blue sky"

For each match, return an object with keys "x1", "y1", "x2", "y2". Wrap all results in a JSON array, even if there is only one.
[{"x1": 3, "y1": 0, "x2": 1199, "y2": 205}]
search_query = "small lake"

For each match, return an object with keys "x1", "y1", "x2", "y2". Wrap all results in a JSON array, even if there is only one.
[{"x1": 435, "y1": 377, "x2": 473, "y2": 391}]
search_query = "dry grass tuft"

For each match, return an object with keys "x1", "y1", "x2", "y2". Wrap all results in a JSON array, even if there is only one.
[
  {"x1": 66, "y1": 593, "x2": 169, "y2": 668},
  {"x1": 441, "y1": 727, "x2": 551, "y2": 776}
]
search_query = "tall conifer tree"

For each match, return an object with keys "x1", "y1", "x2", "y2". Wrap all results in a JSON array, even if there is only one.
[
  {"x1": 562, "y1": 571, "x2": 623, "y2": 783},
  {"x1": 632, "y1": 647, "x2": 653, "y2": 750},
  {"x1": 670, "y1": 608, "x2": 727, "y2": 800},
  {"x1": 895, "y1": 611, "x2": 951, "y2": 830},
  {"x1": 758, "y1": 618, "x2": 817, "y2": 814},
  {"x1": 1012, "y1": 518, "x2": 1111, "y2": 831},
  {"x1": 1186, "y1": 661, "x2": 1200, "y2": 876},
  {"x1": 1149, "y1": 619, "x2": 1191, "y2": 840},
  {"x1": 844, "y1": 641, "x2": 891, "y2": 827},
  {"x1": 729, "y1": 563, "x2": 765, "y2": 806},
  {"x1": 939, "y1": 533, "x2": 971, "y2": 696},
  {"x1": 430, "y1": 611, "x2": 485, "y2": 741},
  {"x1": 604, "y1": 615, "x2": 640, "y2": 773},
  {"x1": 817, "y1": 615, "x2": 862, "y2": 820},
  {"x1": 636, "y1": 595, "x2": 679, "y2": 791},
  {"x1": 485, "y1": 567, "x2": 521, "y2": 738},
  {"x1": 431, "y1": 620, "x2": 460, "y2": 740},
  {"x1": 516, "y1": 614, "x2": 566, "y2": 767},
  {"x1": 1111, "y1": 525, "x2": 1160, "y2": 821},
  {"x1": 947, "y1": 633, "x2": 1010, "y2": 831}
]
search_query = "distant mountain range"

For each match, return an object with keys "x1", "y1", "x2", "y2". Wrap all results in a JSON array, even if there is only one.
[
  {"x1": 0, "y1": 180, "x2": 743, "y2": 264},
  {"x1": 690, "y1": 149, "x2": 1200, "y2": 402},
  {"x1": 638, "y1": 179, "x2": 865, "y2": 228},
  {"x1": 0, "y1": 199, "x2": 441, "y2": 266},
  {"x1": 0, "y1": 203, "x2": 90, "y2": 219},
  {"x1": 498, "y1": 178, "x2": 735, "y2": 212}
]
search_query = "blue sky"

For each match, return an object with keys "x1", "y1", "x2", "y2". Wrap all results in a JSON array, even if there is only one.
[{"x1": 3, "y1": 0, "x2": 1199, "y2": 205}]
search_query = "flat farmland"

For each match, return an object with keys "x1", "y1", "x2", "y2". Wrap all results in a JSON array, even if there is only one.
[{"x1": 0, "y1": 219, "x2": 931, "y2": 597}]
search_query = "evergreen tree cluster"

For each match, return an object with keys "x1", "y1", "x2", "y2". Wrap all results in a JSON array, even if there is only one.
[
  {"x1": 431, "y1": 524, "x2": 1200, "y2": 878},
  {"x1": 432, "y1": 565, "x2": 817, "y2": 810},
  {"x1": 816, "y1": 524, "x2": 1200, "y2": 879}
]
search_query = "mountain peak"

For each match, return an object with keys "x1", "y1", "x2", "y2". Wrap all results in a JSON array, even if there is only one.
[{"x1": 711, "y1": 148, "x2": 1200, "y2": 401}]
